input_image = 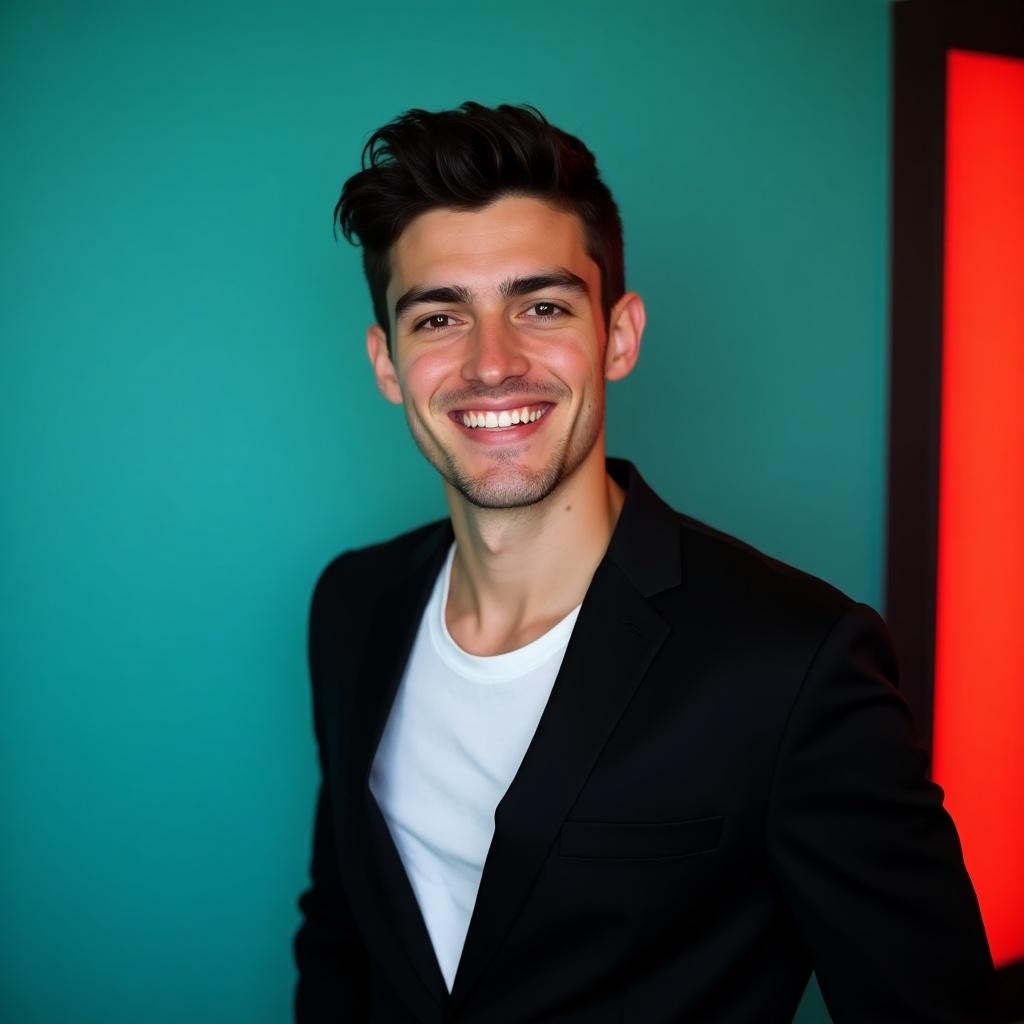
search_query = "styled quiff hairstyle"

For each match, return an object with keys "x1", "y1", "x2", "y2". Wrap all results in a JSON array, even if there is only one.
[{"x1": 335, "y1": 102, "x2": 625, "y2": 352}]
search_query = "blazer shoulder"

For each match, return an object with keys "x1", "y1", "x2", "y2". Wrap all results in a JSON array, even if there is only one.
[
  {"x1": 672, "y1": 509, "x2": 861, "y2": 637},
  {"x1": 306, "y1": 516, "x2": 450, "y2": 699},
  {"x1": 311, "y1": 516, "x2": 450, "y2": 614},
  {"x1": 659, "y1": 511, "x2": 900, "y2": 712}
]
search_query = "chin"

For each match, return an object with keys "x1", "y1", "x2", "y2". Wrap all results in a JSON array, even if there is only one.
[
  {"x1": 454, "y1": 472, "x2": 562, "y2": 510},
  {"x1": 408, "y1": 410, "x2": 601, "y2": 511},
  {"x1": 452, "y1": 430, "x2": 602, "y2": 509},
  {"x1": 440, "y1": 448, "x2": 563, "y2": 508}
]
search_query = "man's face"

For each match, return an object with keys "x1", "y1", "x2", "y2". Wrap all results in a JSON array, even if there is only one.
[{"x1": 369, "y1": 195, "x2": 620, "y2": 509}]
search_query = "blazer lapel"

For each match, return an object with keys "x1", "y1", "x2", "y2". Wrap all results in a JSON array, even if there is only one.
[
  {"x1": 449, "y1": 460, "x2": 679, "y2": 1010},
  {"x1": 449, "y1": 563, "x2": 669, "y2": 1009},
  {"x1": 343, "y1": 521, "x2": 454, "y2": 1020}
]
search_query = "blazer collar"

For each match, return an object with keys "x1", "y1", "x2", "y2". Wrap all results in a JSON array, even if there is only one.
[{"x1": 604, "y1": 456, "x2": 682, "y2": 598}]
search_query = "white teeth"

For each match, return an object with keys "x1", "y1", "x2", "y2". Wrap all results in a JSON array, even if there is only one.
[{"x1": 460, "y1": 404, "x2": 549, "y2": 429}]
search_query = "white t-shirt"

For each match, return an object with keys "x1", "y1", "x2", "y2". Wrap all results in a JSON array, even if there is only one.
[{"x1": 369, "y1": 541, "x2": 582, "y2": 990}]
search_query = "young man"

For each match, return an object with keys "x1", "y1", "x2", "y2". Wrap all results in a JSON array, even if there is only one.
[{"x1": 294, "y1": 103, "x2": 994, "y2": 1023}]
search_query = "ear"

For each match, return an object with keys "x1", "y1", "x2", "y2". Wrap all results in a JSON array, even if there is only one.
[
  {"x1": 366, "y1": 324, "x2": 403, "y2": 404},
  {"x1": 604, "y1": 292, "x2": 646, "y2": 382}
]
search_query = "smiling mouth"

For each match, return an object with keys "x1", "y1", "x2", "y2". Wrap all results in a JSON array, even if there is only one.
[{"x1": 450, "y1": 402, "x2": 553, "y2": 431}]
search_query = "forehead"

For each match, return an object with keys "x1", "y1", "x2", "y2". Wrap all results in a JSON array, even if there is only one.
[{"x1": 387, "y1": 195, "x2": 598, "y2": 304}]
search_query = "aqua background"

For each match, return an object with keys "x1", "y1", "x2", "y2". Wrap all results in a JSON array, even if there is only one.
[{"x1": 1, "y1": 1, "x2": 890, "y2": 1020}]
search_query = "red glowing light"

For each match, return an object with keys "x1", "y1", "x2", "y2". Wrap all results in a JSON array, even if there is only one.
[{"x1": 933, "y1": 48, "x2": 1024, "y2": 968}]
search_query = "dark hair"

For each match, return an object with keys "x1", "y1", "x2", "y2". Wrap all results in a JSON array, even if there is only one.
[{"x1": 334, "y1": 102, "x2": 625, "y2": 351}]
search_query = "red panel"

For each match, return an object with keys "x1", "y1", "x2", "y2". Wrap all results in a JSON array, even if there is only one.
[{"x1": 934, "y1": 49, "x2": 1024, "y2": 968}]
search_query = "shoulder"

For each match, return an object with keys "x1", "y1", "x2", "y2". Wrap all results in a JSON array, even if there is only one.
[
  {"x1": 613, "y1": 460, "x2": 864, "y2": 644},
  {"x1": 310, "y1": 515, "x2": 449, "y2": 616},
  {"x1": 305, "y1": 516, "x2": 450, "y2": 693},
  {"x1": 655, "y1": 507, "x2": 887, "y2": 679},
  {"x1": 679, "y1": 511, "x2": 855, "y2": 621},
  {"x1": 653, "y1": 510, "x2": 905, "y2": 763}
]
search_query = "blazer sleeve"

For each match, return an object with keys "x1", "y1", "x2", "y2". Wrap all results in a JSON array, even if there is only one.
[
  {"x1": 765, "y1": 602, "x2": 996, "y2": 1023},
  {"x1": 293, "y1": 557, "x2": 371, "y2": 1022}
]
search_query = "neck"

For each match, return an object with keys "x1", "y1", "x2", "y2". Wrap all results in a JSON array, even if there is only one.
[{"x1": 443, "y1": 441, "x2": 625, "y2": 655}]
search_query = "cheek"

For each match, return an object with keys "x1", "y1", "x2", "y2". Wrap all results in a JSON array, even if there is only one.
[
  {"x1": 401, "y1": 351, "x2": 454, "y2": 410},
  {"x1": 541, "y1": 339, "x2": 601, "y2": 387}
]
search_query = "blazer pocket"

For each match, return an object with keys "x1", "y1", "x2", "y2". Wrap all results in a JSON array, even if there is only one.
[{"x1": 559, "y1": 816, "x2": 724, "y2": 861}]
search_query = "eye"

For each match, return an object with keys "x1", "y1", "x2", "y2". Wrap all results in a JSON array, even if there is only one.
[
  {"x1": 414, "y1": 313, "x2": 461, "y2": 332},
  {"x1": 523, "y1": 302, "x2": 568, "y2": 320}
]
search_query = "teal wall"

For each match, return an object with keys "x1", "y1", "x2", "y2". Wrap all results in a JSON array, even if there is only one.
[{"x1": 1, "y1": 2, "x2": 889, "y2": 1020}]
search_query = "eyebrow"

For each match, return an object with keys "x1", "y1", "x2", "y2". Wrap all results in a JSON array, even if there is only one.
[
  {"x1": 393, "y1": 267, "x2": 589, "y2": 322},
  {"x1": 498, "y1": 269, "x2": 589, "y2": 300}
]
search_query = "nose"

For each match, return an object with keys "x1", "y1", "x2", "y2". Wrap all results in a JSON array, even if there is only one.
[{"x1": 461, "y1": 315, "x2": 530, "y2": 387}]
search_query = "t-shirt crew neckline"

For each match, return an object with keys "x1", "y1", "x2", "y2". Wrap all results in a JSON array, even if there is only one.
[{"x1": 429, "y1": 541, "x2": 583, "y2": 684}]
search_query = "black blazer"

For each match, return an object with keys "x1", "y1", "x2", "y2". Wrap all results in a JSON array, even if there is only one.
[{"x1": 294, "y1": 458, "x2": 994, "y2": 1023}]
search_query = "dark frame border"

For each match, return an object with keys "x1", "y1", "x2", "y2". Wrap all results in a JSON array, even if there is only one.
[{"x1": 886, "y1": 2, "x2": 1024, "y2": 1019}]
